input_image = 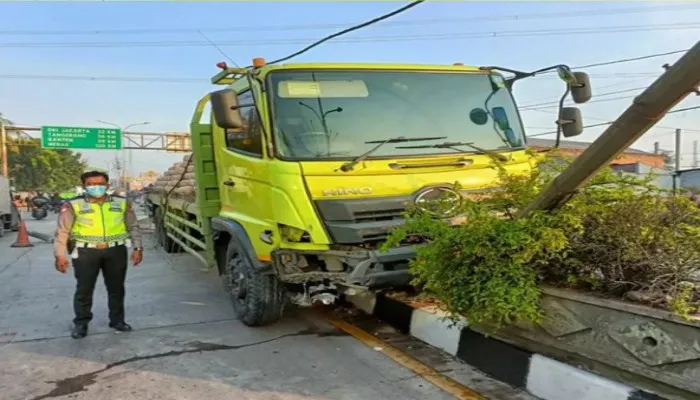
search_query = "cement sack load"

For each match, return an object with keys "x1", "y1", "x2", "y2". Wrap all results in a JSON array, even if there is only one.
[
  {"x1": 184, "y1": 172, "x2": 196, "y2": 180},
  {"x1": 178, "y1": 179, "x2": 196, "y2": 187},
  {"x1": 164, "y1": 178, "x2": 184, "y2": 186},
  {"x1": 168, "y1": 167, "x2": 186, "y2": 176},
  {"x1": 173, "y1": 186, "x2": 196, "y2": 195}
]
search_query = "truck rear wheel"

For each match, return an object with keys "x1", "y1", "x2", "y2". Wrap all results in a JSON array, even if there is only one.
[
  {"x1": 223, "y1": 238, "x2": 285, "y2": 327},
  {"x1": 155, "y1": 210, "x2": 181, "y2": 253}
]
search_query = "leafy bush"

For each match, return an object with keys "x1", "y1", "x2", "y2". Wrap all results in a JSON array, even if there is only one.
[{"x1": 383, "y1": 151, "x2": 700, "y2": 325}]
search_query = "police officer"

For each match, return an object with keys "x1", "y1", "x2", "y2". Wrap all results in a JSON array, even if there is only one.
[{"x1": 54, "y1": 171, "x2": 144, "y2": 339}]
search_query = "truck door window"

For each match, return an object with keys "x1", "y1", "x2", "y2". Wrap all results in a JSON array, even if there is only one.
[{"x1": 225, "y1": 90, "x2": 263, "y2": 157}]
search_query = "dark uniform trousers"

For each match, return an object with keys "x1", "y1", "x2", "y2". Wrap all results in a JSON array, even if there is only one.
[{"x1": 72, "y1": 245, "x2": 129, "y2": 326}]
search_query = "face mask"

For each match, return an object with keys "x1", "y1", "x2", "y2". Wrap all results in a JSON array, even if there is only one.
[{"x1": 85, "y1": 185, "x2": 107, "y2": 198}]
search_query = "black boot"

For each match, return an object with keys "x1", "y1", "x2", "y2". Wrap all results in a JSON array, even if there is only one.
[
  {"x1": 109, "y1": 321, "x2": 132, "y2": 332},
  {"x1": 71, "y1": 324, "x2": 88, "y2": 339}
]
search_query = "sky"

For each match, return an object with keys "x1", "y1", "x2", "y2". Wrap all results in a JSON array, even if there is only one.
[{"x1": 0, "y1": 1, "x2": 699, "y2": 175}]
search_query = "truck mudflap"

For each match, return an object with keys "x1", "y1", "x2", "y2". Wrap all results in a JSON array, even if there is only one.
[{"x1": 271, "y1": 245, "x2": 418, "y2": 289}]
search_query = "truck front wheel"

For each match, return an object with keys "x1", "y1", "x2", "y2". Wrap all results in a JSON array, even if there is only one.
[{"x1": 223, "y1": 238, "x2": 285, "y2": 326}]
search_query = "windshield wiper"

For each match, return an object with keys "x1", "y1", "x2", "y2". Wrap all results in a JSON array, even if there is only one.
[
  {"x1": 337, "y1": 136, "x2": 447, "y2": 172},
  {"x1": 395, "y1": 141, "x2": 510, "y2": 162}
]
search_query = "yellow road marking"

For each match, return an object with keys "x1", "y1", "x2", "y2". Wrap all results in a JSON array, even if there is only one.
[{"x1": 322, "y1": 312, "x2": 486, "y2": 400}]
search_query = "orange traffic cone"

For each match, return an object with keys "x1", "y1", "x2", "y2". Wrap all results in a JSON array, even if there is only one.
[{"x1": 11, "y1": 220, "x2": 34, "y2": 248}]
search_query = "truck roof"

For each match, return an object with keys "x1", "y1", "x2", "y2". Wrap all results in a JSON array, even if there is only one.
[
  {"x1": 257, "y1": 62, "x2": 484, "y2": 73},
  {"x1": 219, "y1": 61, "x2": 490, "y2": 88}
]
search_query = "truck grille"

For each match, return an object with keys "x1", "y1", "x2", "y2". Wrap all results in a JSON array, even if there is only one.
[{"x1": 314, "y1": 196, "x2": 411, "y2": 244}]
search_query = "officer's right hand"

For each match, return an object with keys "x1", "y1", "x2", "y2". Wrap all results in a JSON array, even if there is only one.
[{"x1": 55, "y1": 256, "x2": 70, "y2": 273}]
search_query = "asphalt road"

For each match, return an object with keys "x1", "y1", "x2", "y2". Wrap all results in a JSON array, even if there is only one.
[{"x1": 0, "y1": 215, "x2": 535, "y2": 400}]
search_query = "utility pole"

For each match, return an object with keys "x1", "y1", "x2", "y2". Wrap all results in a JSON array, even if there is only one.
[
  {"x1": 0, "y1": 118, "x2": 7, "y2": 177},
  {"x1": 674, "y1": 128, "x2": 682, "y2": 191},
  {"x1": 675, "y1": 129, "x2": 682, "y2": 172},
  {"x1": 693, "y1": 140, "x2": 698, "y2": 168},
  {"x1": 96, "y1": 120, "x2": 149, "y2": 192},
  {"x1": 519, "y1": 40, "x2": 700, "y2": 215}
]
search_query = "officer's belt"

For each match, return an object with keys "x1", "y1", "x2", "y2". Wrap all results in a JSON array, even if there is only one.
[{"x1": 74, "y1": 240, "x2": 127, "y2": 250}]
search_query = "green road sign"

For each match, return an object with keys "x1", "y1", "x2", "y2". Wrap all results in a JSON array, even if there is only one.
[{"x1": 41, "y1": 126, "x2": 122, "y2": 150}]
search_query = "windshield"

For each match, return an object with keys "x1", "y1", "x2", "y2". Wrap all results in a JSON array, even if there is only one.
[{"x1": 268, "y1": 70, "x2": 525, "y2": 160}]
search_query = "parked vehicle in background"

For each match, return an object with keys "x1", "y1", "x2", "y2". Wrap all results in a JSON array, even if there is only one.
[
  {"x1": 0, "y1": 176, "x2": 20, "y2": 237},
  {"x1": 30, "y1": 195, "x2": 50, "y2": 220}
]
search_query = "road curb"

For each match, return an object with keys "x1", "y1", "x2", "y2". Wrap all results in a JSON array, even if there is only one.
[{"x1": 346, "y1": 292, "x2": 666, "y2": 400}]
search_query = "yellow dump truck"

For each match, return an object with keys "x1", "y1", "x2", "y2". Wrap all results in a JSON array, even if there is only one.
[{"x1": 147, "y1": 58, "x2": 592, "y2": 326}]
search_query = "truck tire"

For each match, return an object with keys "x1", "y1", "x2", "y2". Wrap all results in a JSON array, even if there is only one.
[
  {"x1": 0, "y1": 220, "x2": 5, "y2": 238},
  {"x1": 155, "y1": 210, "x2": 181, "y2": 253},
  {"x1": 223, "y1": 238, "x2": 285, "y2": 327}
]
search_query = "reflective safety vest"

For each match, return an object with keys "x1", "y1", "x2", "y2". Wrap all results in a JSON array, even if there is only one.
[{"x1": 69, "y1": 196, "x2": 130, "y2": 244}]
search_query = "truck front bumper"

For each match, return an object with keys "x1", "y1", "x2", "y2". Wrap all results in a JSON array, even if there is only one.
[{"x1": 271, "y1": 245, "x2": 418, "y2": 289}]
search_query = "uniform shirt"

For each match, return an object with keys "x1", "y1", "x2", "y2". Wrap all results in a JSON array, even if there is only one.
[{"x1": 53, "y1": 196, "x2": 143, "y2": 258}]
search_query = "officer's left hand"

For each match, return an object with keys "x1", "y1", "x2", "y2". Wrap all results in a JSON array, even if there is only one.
[{"x1": 131, "y1": 250, "x2": 143, "y2": 266}]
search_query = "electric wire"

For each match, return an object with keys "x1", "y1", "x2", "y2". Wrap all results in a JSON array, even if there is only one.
[
  {"x1": 0, "y1": 46, "x2": 688, "y2": 84},
  {"x1": 529, "y1": 108, "x2": 700, "y2": 134},
  {"x1": 2, "y1": 4, "x2": 696, "y2": 36},
  {"x1": 519, "y1": 86, "x2": 647, "y2": 109},
  {"x1": 0, "y1": 72, "x2": 664, "y2": 84},
  {"x1": 528, "y1": 105, "x2": 700, "y2": 138},
  {"x1": 1, "y1": 23, "x2": 697, "y2": 49},
  {"x1": 262, "y1": 0, "x2": 425, "y2": 66}
]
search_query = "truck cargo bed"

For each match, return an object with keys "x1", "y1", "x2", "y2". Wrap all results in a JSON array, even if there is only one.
[{"x1": 146, "y1": 192, "x2": 199, "y2": 216}]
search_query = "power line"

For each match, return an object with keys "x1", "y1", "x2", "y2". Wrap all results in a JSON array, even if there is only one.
[
  {"x1": 520, "y1": 48, "x2": 692, "y2": 109},
  {"x1": 529, "y1": 108, "x2": 700, "y2": 134},
  {"x1": 1, "y1": 23, "x2": 698, "y2": 48},
  {"x1": 197, "y1": 30, "x2": 240, "y2": 68},
  {"x1": 523, "y1": 94, "x2": 639, "y2": 111},
  {"x1": 516, "y1": 77, "x2": 655, "y2": 104},
  {"x1": 2, "y1": 4, "x2": 697, "y2": 36},
  {"x1": 264, "y1": 0, "x2": 425, "y2": 66},
  {"x1": 528, "y1": 105, "x2": 700, "y2": 137},
  {"x1": 572, "y1": 49, "x2": 691, "y2": 69},
  {"x1": 0, "y1": 71, "x2": 667, "y2": 84},
  {"x1": 0, "y1": 74, "x2": 205, "y2": 83},
  {"x1": 670, "y1": 105, "x2": 700, "y2": 114},
  {"x1": 519, "y1": 86, "x2": 647, "y2": 109},
  {"x1": 0, "y1": 48, "x2": 691, "y2": 91}
]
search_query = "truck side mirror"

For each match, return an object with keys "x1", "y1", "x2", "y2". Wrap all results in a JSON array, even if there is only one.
[
  {"x1": 558, "y1": 107, "x2": 583, "y2": 138},
  {"x1": 210, "y1": 89, "x2": 245, "y2": 129},
  {"x1": 570, "y1": 72, "x2": 592, "y2": 104}
]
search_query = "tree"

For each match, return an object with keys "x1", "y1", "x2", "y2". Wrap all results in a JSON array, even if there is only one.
[
  {"x1": 7, "y1": 138, "x2": 87, "y2": 192},
  {"x1": 1, "y1": 112, "x2": 87, "y2": 191},
  {"x1": 0, "y1": 112, "x2": 12, "y2": 126}
]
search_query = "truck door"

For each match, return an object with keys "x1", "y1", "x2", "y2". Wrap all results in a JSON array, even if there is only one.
[{"x1": 214, "y1": 89, "x2": 273, "y2": 232}]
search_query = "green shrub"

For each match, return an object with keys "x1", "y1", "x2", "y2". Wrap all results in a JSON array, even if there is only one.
[{"x1": 383, "y1": 152, "x2": 700, "y2": 325}]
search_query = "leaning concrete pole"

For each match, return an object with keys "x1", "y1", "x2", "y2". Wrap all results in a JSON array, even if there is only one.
[{"x1": 519, "y1": 40, "x2": 700, "y2": 216}]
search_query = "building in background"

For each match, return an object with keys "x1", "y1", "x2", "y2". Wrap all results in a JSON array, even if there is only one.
[
  {"x1": 527, "y1": 138, "x2": 667, "y2": 168},
  {"x1": 678, "y1": 168, "x2": 700, "y2": 192},
  {"x1": 527, "y1": 138, "x2": 675, "y2": 189},
  {"x1": 610, "y1": 162, "x2": 675, "y2": 190}
]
